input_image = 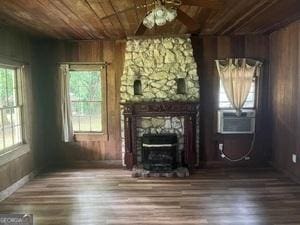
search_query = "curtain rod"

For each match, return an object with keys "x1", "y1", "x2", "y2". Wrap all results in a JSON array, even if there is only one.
[
  {"x1": 215, "y1": 58, "x2": 263, "y2": 63},
  {"x1": 58, "y1": 62, "x2": 110, "y2": 65}
]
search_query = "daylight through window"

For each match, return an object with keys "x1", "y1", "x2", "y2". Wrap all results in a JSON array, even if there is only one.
[
  {"x1": 0, "y1": 66, "x2": 23, "y2": 151},
  {"x1": 219, "y1": 79, "x2": 256, "y2": 109},
  {"x1": 69, "y1": 70, "x2": 103, "y2": 132}
]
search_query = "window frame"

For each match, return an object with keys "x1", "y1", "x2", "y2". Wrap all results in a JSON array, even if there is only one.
[
  {"x1": 218, "y1": 77, "x2": 258, "y2": 110},
  {"x1": 68, "y1": 65, "x2": 107, "y2": 136},
  {"x1": 0, "y1": 63, "x2": 24, "y2": 154}
]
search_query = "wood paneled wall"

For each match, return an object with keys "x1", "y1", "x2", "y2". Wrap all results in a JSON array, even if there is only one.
[
  {"x1": 269, "y1": 20, "x2": 300, "y2": 180},
  {"x1": 0, "y1": 27, "x2": 55, "y2": 191},
  {"x1": 55, "y1": 40, "x2": 126, "y2": 162},
  {"x1": 191, "y1": 35, "x2": 271, "y2": 167},
  {"x1": 0, "y1": 27, "x2": 33, "y2": 191},
  {"x1": 0, "y1": 20, "x2": 298, "y2": 190},
  {"x1": 49, "y1": 37, "x2": 271, "y2": 166}
]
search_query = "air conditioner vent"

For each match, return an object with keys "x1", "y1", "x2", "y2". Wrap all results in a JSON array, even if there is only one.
[{"x1": 218, "y1": 110, "x2": 256, "y2": 134}]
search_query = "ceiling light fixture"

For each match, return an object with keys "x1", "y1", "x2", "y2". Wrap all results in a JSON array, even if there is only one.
[{"x1": 142, "y1": 1, "x2": 178, "y2": 29}]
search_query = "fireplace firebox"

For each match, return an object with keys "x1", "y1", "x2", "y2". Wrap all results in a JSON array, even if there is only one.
[{"x1": 142, "y1": 134, "x2": 177, "y2": 171}]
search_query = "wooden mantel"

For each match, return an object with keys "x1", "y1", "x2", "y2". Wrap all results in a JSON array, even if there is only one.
[{"x1": 121, "y1": 101, "x2": 199, "y2": 170}]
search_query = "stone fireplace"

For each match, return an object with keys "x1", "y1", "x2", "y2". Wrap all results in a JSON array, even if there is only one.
[{"x1": 120, "y1": 36, "x2": 200, "y2": 170}]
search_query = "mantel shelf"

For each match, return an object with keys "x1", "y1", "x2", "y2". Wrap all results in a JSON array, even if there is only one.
[{"x1": 121, "y1": 101, "x2": 199, "y2": 117}]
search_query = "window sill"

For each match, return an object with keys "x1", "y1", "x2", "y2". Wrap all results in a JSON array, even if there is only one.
[
  {"x1": 74, "y1": 133, "x2": 107, "y2": 141},
  {"x1": 0, "y1": 144, "x2": 30, "y2": 167}
]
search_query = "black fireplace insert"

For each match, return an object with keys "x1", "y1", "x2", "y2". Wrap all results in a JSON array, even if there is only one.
[{"x1": 142, "y1": 134, "x2": 177, "y2": 171}]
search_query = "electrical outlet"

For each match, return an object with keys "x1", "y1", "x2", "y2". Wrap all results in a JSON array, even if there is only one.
[
  {"x1": 292, "y1": 154, "x2": 297, "y2": 163},
  {"x1": 219, "y1": 143, "x2": 223, "y2": 151}
]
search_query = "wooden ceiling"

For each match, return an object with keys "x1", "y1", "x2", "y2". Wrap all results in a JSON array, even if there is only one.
[{"x1": 0, "y1": 0, "x2": 299, "y2": 39}]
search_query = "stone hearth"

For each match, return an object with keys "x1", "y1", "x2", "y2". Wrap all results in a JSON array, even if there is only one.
[{"x1": 132, "y1": 166, "x2": 190, "y2": 178}]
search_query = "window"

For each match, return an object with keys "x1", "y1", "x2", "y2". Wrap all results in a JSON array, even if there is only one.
[
  {"x1": 219, "y1": 79, "x2": 256, "y2": 109},
  {"x1": 0, "y1": 66, "x2": 23, "y2": 151},
  {"x1": 69, "y1": 70, "x2": 103, "y2": 133}
]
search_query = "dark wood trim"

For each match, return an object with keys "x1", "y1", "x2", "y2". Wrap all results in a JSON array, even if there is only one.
[{"x1": 121, "y1": 101, "x2": 199, "y2": 170}]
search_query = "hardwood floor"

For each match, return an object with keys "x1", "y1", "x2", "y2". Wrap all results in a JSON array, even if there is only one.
[{"x1": 0, "y1": 168, "x2": 300, "y2": 225}]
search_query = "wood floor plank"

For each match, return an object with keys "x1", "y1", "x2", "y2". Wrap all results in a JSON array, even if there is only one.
[{"x1": 0, "y1": 168, "x2": 300, "y2": 225}]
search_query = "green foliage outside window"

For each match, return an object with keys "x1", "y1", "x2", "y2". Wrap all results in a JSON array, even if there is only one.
[
  {"x1": 69, "y1": 71, "x2": 102, "y2": 132},
  {"x1": 0, "y1": 67, "x2": 22, "y2": 150}
]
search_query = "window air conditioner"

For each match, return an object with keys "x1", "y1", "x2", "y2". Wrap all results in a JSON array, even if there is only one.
[{"x1": 217, "y1": 109, "x2": 256, "y2": 134}]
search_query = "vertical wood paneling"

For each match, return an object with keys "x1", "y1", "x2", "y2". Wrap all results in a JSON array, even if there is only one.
[
  {"x1": 57, "y1": 40, "x2": 125, "y2": 161},
  {"x1": 192, "y1": 35, "x2": 270, "y2": 167},
  {"x1": 0, "y1": 34, "x2": 270, "y2": 168},
  {"x1": 0, "y1": 27, "x2": 56, "y2": 191},
  {"x1": 270, "y1": 20, "x2": 300, "y2": 180},
  {"x1": 0, "y1": 27, "x2": 33, "y2": 192}
]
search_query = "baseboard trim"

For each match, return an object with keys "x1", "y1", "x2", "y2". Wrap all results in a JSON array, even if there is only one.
[{"x1": 0, "y1": 170, "x2": 37, "y2": 202}]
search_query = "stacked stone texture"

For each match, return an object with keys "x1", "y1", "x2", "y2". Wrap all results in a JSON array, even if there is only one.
[
  {"x1": 120, "y1": 37, "x2": 199, "y2": 102},
  {"x1": 120, "y1": 37, "x2": 200, "y2": 166}
]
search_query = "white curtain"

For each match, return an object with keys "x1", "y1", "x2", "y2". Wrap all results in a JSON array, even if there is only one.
[
  {"x1": 215, "y1": 58, "x2": 262, "y2": 114},
  {"x1": 59, "y1": 64, "x2": 73, "y2": 142}
]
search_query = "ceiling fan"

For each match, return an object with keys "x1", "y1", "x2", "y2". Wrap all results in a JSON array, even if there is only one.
[{"x1": 135, "y1": 0, "x2": 223, "y2": 35}]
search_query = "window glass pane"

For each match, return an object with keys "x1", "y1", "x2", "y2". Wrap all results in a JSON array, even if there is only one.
[
  {"x1": 69, "y1": 71, "x2": 101, "y2": 101},
  {"x1": 6, "y1": 69, "x2": 17, "y2": 107},
  {"x1": 0, "y1": 66, "x2": 22, "y2": 150},
  {"x1": 3, "y1": 108, "x2": 12, "y2": 129},
  {"x1": 69, "y1": 70, "x2": 102, "y2": 132},
  {"x1": 0, "y1": 68, "x2": 7, "y2": 107},
  {"x1": 71, "y1": 102, "x2": 80, "y2": 117},
  {"x1": 72, "y1": 116, "x2": 80, "y2": 131},
  {"x1": 11, "y1": 107, "x2": 21, "y2": 126},
  {"x1": 0, "y1": 111, "x2": 3, "y2": 150},
  {"x1": 81, "y1": 101, "x2": 90, "y2": 117},
  {"x1": 13, "y1": 125, "x2": 22, "y2": 145},
  {"x1": 90, "y1": 102, "x2": 102, "y2": 132},
  {"x1": 79, "y1": 116, "x2": 91, "y2": 131},
  {"x1": 79, "y1": 102, "x2": 91, "y2": 131},
  {"x1": 12, "y1": 107, "x2": 22, "y2": 145},
  {"x1": 3, "y1": 108, "x2": 13, "y2": 148},
  {"x1": 219, "y1": 80, "x2": 255, "y2": 109},
  {"x1": 0, "y1": 134, "x2": 3, "y2": 150},
  {"x1": 4, "y1": 127, "x2": 13, "y2": 148}
]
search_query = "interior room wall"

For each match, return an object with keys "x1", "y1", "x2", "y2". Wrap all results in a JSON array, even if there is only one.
[
  {"x1": 191, "y1": 35, "x2": 271, "y2": 167},
  {"x1": 269, "y1": 20, "x2": 300, "y2": 181},
  {"x1": 52, "y1": 36, "x2": 271, "y2": 168},
  {"x1": 54, "y1": 40, "x2": 126, "y2": 163},
  {"x1": 0, "y1": 27, "x2": 55, "y2": 192},
  {"x1": 0, "y1": 33, "x2": 271, "y2": 170},
  {"x1": 0, "y1": 18, "x2": 299, "y2": 195}
]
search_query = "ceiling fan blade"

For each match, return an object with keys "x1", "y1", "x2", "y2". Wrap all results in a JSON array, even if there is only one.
[
  {"x1": 176, "y1": 8, "x2": 200, "y2": 32},
  {"x1": 135, "y1": 21, "x2": 147, "y2": 35},
  {"x1": 181, "y1": 0, "x2": 223, "y2": 9}
]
